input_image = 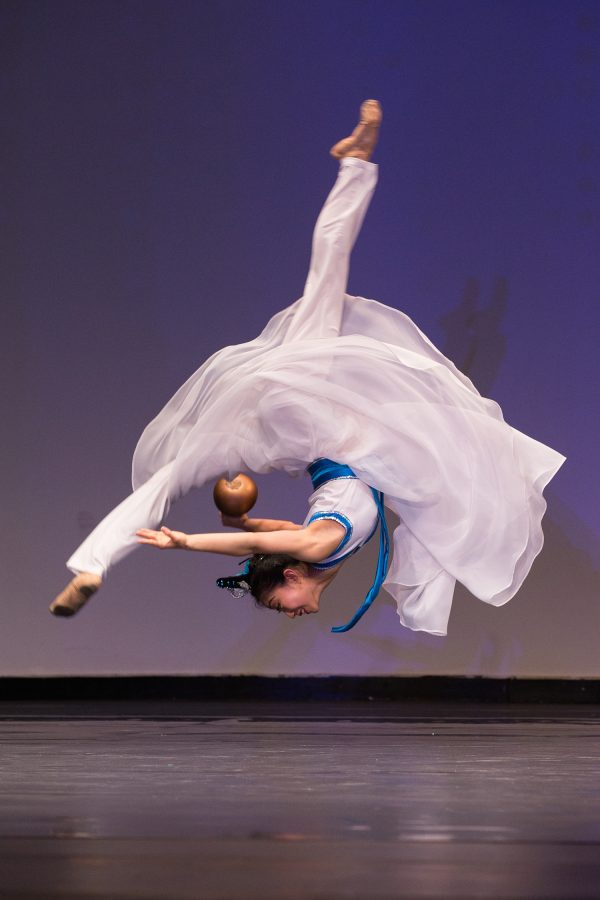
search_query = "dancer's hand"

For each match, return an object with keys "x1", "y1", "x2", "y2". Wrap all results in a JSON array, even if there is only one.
[
  {"x1": 136, "y1": 526, "x2": 189, "y2": 549},
  {"x1": 220, "y1": 513, "x2": 249, "y2": 529}
]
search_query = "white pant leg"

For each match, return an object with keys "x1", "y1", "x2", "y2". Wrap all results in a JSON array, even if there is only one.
[
  {"x1": 284, "y1": 157, "x2": 378, "y2": 343},
  {"x1": 66, "y1": 462, "x2": 178, "y2": 578}
]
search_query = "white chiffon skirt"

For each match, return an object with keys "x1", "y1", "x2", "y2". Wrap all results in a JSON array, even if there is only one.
[{"x1": 132, "y1": 282, "x2": 565, "y2": 635}]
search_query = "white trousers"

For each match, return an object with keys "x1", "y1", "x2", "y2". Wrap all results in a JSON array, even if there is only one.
[{"x1": 67, "y1": 158, "x2": 378, "y2": 577}]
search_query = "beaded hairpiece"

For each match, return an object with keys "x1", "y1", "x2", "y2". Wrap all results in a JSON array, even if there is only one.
[{"x1": 216, "y1": 558, "x2": 253, "y2": 599}]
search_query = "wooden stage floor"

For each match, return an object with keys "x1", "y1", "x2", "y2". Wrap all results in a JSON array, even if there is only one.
[{"x1": 0, "y1": 702, "x2": 599, "y2": 899}]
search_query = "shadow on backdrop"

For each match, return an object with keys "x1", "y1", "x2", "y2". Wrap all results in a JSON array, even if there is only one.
[
  {"x1": 438, "y1": 275, "x2": 507, "y2": 396},
  {"x1": 438, "y1": 279, "x2": 598, "y2": 675}
]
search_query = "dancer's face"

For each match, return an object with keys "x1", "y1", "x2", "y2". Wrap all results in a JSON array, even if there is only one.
[{"x1": 262, "y1": 567, "x2": 320, "y2": 619}]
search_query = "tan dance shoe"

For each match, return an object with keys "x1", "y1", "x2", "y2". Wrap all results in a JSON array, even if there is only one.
[
  {"x1": 49, "y1": 573, "x2": 102, "y2": 617},
  {"x1": 330, "y1": 99, "x2": 382, "y2": 161}
]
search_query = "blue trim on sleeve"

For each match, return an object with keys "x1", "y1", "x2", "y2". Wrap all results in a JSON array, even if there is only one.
[{"x1": 307, "y1": 511, "x2": 353, "y2": 569}]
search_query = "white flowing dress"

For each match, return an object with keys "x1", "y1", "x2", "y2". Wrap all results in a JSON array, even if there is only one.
[{"x1": 68, "y1": 157, "x2": 565, "y2": 636}]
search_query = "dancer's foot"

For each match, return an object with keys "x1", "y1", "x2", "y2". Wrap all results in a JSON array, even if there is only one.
[
  {"x1": 49, "y1": 573, "x2": 102, "y2": 617},
  {"x1": 330, "y1": 99, "x2": 382, "y2": 161}
]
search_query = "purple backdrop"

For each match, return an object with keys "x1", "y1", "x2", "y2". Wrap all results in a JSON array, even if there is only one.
[{"x1": 2, "y1": 0, "x2": 598, "y2": 675}]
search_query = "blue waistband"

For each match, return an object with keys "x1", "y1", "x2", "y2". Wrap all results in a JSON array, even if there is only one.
[{"x1": 307, "y1": 458, "x2": 357, "y2": 491}]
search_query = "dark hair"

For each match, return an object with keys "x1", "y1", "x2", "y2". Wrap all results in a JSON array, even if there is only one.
[{"x1": 246, "y1": 554, "x2": 304, "y2": 606}]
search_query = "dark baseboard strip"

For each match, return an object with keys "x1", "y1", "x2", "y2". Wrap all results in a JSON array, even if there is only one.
[{"x1": 0, "y1": 676, "x2": 598, "y2": 704}]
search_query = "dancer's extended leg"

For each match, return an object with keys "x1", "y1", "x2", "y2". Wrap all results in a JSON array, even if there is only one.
[
  {"x1": 50, "y1": 100, "x2": 383, "y2": 616},
  {"x1": 50, "y1": 462, "x2": 177, "y2": 615},
  {"x1": 282, "y1": 101, "x2": 381, "y2": 344}
]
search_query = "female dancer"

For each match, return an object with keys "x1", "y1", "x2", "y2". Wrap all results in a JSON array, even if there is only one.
[{"x1": 50, "y1": 100, "x2": 565, "y2": 636}]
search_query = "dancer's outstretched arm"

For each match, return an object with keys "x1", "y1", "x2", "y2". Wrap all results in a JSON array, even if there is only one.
[{"x1": 136, "y1": 519, "x2": 343, "y2": 563}]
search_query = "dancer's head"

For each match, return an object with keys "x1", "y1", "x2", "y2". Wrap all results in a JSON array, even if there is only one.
[{"x1": 217, "y1": 554, "x2": 320, "y2": 618}]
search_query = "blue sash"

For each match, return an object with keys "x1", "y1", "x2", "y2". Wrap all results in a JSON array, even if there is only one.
[{"x1": 307, "y1": 458, "x2": 390, "y2": 633}]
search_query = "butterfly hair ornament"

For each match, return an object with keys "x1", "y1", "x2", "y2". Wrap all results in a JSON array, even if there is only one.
[{"x1": 216, "y1": 557, "x2": 260, "y2": 599}]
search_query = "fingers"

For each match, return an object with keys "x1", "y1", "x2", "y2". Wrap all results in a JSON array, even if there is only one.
[
  {"x1": 136, "y1": 528, "x2": 166, "y2": 547},
  {"x1": 135, "y1": 527, "x2": 170, "y2": 537},
  {"x1": 135, "y1": 525, "x2": 182, "y2": 548}
]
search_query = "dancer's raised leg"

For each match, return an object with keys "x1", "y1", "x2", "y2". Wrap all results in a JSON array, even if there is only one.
[{"x1": 283, "y1": 100, "x2": 382, "y2": 344}]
